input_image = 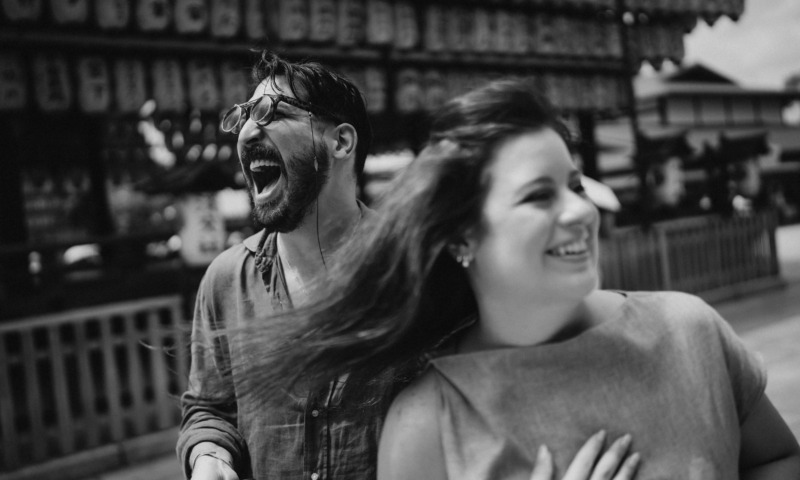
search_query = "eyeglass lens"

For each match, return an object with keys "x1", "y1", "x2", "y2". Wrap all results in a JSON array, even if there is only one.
[{"x1": 221, "y1": 95, "x2": 277, "y2": 133}]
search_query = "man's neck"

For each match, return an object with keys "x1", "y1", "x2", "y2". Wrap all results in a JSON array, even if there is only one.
[{"x1": 276, "y1": 197, "x2": 362, "y2": 290}]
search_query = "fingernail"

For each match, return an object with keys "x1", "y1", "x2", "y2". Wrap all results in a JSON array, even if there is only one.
[
  {"x1": 538, "y1": 444, "x2": 550, "y2": 460},
  {"x1": 620, "y1": 433, "x2": 632, "y2": 446},
  {"x1": 595, "y1": 429, "x2": 607, "y2": 441},
  {"x1": 630, "y1": 452, "x2": 641, "y2": 464}
]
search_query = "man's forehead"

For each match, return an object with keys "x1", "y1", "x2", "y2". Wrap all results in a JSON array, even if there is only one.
[{"x1": 251, "y1": 77, "x2": 307, "y2": 100}]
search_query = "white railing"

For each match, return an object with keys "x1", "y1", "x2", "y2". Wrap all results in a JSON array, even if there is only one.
[
  {"x1": 600, "y1": 211, "x2": 780, "y2": 295},
  {"x1": 0, "y1": 296, "x2": 187, "y2": 474}
]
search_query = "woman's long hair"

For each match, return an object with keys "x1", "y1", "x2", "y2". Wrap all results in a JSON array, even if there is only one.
[{"x1": 229, "y1": 77, "x2": 570, "y2": 404}]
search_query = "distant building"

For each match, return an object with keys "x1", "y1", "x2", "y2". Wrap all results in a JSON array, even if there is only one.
[{"x1": 597, "y1": 63, "x2": 800, "y2": 223}]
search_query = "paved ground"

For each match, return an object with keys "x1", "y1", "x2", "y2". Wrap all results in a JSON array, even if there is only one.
[{"x1": 92, "y1": 225, "x2": 800, "y2": 480}]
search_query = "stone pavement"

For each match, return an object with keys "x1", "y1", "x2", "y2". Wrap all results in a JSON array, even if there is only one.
[{"x1": 93, "y1": 225, "x2": 800, "y2": 480}]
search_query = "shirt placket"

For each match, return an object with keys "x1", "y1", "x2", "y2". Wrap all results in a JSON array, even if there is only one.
[{"x1": 304, "y1": 385, "x2": 335, "y2": 480}]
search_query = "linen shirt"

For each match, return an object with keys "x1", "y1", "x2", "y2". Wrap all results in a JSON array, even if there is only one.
[
  {"x1": 426, "y1": 291, "x2": 766, "y2": 480},
  {"x1": 178, "y1": 217, "x2": 395, "y2": 479}
]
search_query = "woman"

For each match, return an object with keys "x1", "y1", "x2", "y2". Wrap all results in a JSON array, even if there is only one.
[{"x1": 238, "y1": 78, "x2": 800, "y2": 479}]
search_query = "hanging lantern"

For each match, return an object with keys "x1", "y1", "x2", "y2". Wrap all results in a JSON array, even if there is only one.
[
  {"x1": 364, "y1": 66, "x2": 387, "y2": 114},
  {"x1": 136, "y1": 0, "x2": 171, "y2": 32},
  {"x1": 243, "y1": 0, "x2": 267, "y2": 40},
  {"x1": 393, "y1": 1, "x2": 418, "y2": 50},
  {"x1": 279, "y1": 0, "x2": 309, "y2": 42},
  {"x1": 395, "y1": 68, "x2": 423, "y2": 113},
  {"x1": 1, "y1": 0, "x2": 43, "y2": 21},
  {"x1": 309, "y1": 0, "x2": 337, "y2": 43},
  {"x1": 366, "y1": 0, "x2": 393, "y2": 46},
  {"x1": 472, "y1": 8, "x2": 492, "y2": 54},
  {"x1": 0, "y1": 53, "x2": 26, "y2": 110},
  {"x1": 175, "y1": 0, "x2": 209, "y2": 35},
  {"x1": 51, "y1": 0, "x2": 89, "y2": 25},
  {"x1": 77, "y1": 56, "x2": 111, "y2": 113},
  {"x1": 187, "y1": 59, "x2": 220, "y2": 112},
  {"x1": 219, "y1": 61, "x2": 250, "y2": 114},
  {"x1": 95, "y1": 0, "x2": 130, "y2": 30},
  {"x1": 152, "y1": 58, "x2": 186, "y2": 113},
  {"x1": 423, "y1": 4, "x2": 447, "y2": 52},
  {"x1": 337, "y1": 0, "x2": 366, "y2": 46},
  {"x1": 114, "y1": 59, "x2": 147, "y2": 113},
  {"x1": 33, "y1": 53, "x2": 72, "y2": 112},
  {"x1": 210, "y1": 0, "x2": 242, "y2": 38}
]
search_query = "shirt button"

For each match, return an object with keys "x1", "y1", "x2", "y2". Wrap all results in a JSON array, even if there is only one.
[
  {"x1": 311, "y1": 473, "x2": 319, "y2": 480},
  {"x1": 311, "y1": 409, "x2": 320, "y2": 417}
]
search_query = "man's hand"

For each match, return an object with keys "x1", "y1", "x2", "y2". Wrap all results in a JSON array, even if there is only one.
[
  {"x1": 191, "y1": 454, "x2": 240, "y2": 480},
  {"x1": 530, "y1": 431, "x2": 641, "y2": 480}
]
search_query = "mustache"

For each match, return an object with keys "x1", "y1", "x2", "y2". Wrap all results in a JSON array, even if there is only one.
[{"x1": 240, "y1": 144, "x2": 282, "y2": 164}]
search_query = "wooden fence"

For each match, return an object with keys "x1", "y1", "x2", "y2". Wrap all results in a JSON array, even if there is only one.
[
  {"x1": 0, "y1": 296, "x2": 187, "y2": 476},
  {"x1": 600, "y1": 211, "x2": 781, "y2": 297}
]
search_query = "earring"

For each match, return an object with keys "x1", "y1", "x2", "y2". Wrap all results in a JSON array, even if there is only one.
[{"x1": 457, "y1": 253, "x2": 473, "y2": 268}]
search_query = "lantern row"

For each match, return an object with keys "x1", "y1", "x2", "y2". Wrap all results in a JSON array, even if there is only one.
[
  {"x1": 0, "y1": 52, "x2": 629, "y2": 116},
  {"x1": 1, "y1": 0, "x2": 746, "y2": 35},
  {"x1": 3, "y1": 0, "x2": 696, "y2": 66}
]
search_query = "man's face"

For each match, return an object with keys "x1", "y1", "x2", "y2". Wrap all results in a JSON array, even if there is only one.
[{"x1": 236, "y1": 78, "x2": 330, "y2": 232}]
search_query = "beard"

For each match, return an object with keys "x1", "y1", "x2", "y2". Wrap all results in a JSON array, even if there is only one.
[{"x1": 241, "y1": 142, "x2": 330, "y2": 233}]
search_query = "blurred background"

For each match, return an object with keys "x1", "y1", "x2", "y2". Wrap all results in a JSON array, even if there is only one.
[{"x1": 1, "y1": 0, "x2": 799, "y2": 478}]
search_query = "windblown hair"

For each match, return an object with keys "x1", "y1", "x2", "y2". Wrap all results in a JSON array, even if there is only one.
[
  {"x1": 251, "y1": 50, "x2": 373, "y2": 178},
  {"x1": 229, "y1": 77, "x2": 570, "y2": 404}
]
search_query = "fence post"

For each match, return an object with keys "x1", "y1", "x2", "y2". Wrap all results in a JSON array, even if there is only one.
[{"x1": 656, "y1": 226, "x2": 672, "y2": 290}]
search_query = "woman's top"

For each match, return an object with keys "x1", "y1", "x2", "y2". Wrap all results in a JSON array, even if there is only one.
[{"x1": 426, "y1": 291, "x2": 766, "y2": 480}]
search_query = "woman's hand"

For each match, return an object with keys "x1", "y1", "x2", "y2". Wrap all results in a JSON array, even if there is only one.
[{"x1": 530, "y1": 431, "x2": 640, "y2": 480}]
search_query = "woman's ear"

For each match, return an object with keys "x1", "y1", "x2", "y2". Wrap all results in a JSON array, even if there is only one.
[
  {"x1": 330, "y1": 123, "x2": 357, "y2": 160},
  {"x1": 447, "y1": 228, "x2": 479, "y2": 260},
  {"x1": 447, "y1": 239, "x2": 476, "y2": 268}
]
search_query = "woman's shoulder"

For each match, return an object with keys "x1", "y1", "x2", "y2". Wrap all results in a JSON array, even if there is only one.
[
  {"x1": 379, "y1": 371, "x2": 448, "y2": 480},
  {"x1": 383, "y1": 371, "x2": 441, "y2": 438},
  {"x1": 620, "y1": 290, "x2": 724, "y2": 334},
  {"x1": 622, "y1": 290, "x2": 715, "y2": 315}
]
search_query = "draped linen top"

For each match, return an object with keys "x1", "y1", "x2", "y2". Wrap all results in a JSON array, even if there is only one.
[{"x1": 426, "y1": 291, "x2": 766, "y2": 480}]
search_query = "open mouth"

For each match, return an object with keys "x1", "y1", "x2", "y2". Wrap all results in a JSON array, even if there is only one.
[{"x1": 250, "y1": 161, "x2": 282, "y2": 194}]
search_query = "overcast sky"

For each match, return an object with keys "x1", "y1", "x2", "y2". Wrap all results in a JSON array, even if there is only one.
[{"x1": 682, "y1": 0, "x2": 800, "y2": 89}]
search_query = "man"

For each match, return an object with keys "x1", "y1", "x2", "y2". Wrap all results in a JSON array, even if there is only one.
[{"x1": 177, "y1": 51, "x2": 384, "y2": 480}]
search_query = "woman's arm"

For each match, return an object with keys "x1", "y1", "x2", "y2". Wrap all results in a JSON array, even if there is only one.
[
  {"x1": 739, "y1": 394, "x2": 800, "y2": 479},
  {"x1": 378, "y1": 375, "x2": 448, "y2": 480}
]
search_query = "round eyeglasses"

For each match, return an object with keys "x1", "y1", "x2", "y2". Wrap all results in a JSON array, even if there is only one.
[{"x1": 220, "y1": 93, "x2": 343, "y2": 134}]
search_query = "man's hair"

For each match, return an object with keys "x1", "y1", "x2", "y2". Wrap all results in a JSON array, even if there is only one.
[{"x1": 251, "y1": 50, "x2": 373, "y2": 179}]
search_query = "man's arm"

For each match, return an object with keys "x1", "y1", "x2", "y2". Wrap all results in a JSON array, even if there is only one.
[
  {"x1": 176, "y1": 275, "x2": 249, "y2": 479},
  {"x1": 739, "y1": 394, "x2": 800, "y2": 479}
]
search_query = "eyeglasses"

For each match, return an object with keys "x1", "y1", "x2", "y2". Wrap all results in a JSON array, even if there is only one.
[{"x1": 220, "y1": 94, "x2": 343, "y2": 134}]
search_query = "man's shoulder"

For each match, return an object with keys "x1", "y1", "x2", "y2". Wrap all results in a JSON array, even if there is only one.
[
  {"x1": 200, "y1": 237, "x2": 262, "y2": 292},
  {"x1": 206, "y1": 242, "x2": 252, "y2": 274}
]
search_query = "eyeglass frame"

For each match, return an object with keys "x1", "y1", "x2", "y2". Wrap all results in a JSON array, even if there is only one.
[{"x1": 220, "y1": 93, "x2": 345, "y2": 134}]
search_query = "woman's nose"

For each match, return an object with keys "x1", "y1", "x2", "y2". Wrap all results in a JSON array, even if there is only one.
[{"x1": 559, "y1": 190, "x2": 598, "y2": 226}]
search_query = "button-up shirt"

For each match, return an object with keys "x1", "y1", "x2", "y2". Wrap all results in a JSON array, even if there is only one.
[{"x1": 178, "y1": 217, "x2": 398, "y2": 479}]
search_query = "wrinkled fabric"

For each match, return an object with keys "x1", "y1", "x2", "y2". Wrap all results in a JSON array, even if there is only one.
[
  {"x1": 428, "y1": 291, "x2": 766, "y2": 480},
  {"x1": 178, "y1": 207, "x2": 396, "y2": 480}
]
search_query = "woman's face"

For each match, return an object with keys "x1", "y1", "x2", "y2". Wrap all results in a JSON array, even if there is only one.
[{"x1": 466, "y1": 128, "x2": 600, "y2": 305}]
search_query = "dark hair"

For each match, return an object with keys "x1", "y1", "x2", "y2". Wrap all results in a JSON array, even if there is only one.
[
  {"x1": 251, "y1": 50, "x2": 373, "y2": 178},
  {"x1": 231, "y1": 77, "x2": 570, "y2": 402}
]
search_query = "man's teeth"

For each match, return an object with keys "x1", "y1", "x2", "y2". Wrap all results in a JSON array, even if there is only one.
[
  {"x1": 548, "y1": 240, "x2": 588, "y2": 257},
  {"x1": 250, "y1": 159, "x2": 280, "y2": 169}
]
